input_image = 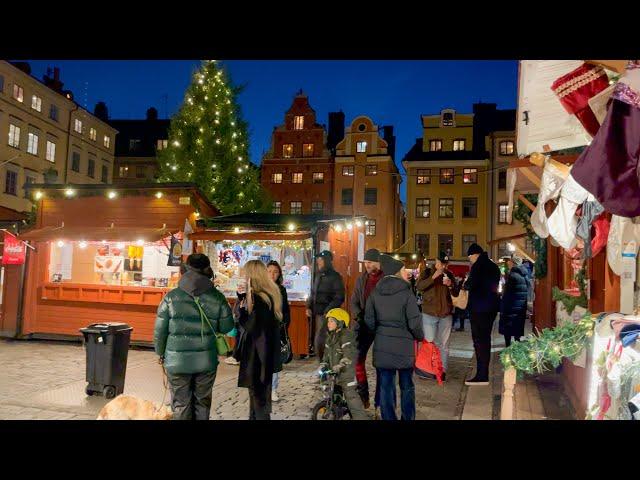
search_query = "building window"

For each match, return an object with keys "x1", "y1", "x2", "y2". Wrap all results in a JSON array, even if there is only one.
[
  {"x1": 442, "y1": 112, "x2": 454, "y2": 126},
  {"x1": 271, "y1": 172, "x2": 283, "y2": 184},
  {"x1": 366, "y1": 165, "x2": 377, "y2": 176},
  {"x1": 463, "y1": 168, "x2": 478, "y2": 184},
  {"x1": 292, "y1": 172, "x2": 303, "y2": 184},
  {"x1": 8, "y1": 124, "x2": 21, "y2": 148},
  {"x1": 429, "y1": 139, "x2": 442, "y2": 152},
  {"x1": 129, "y1": 139, "x2": 141, "y2": 152},
  {"x1": 500, "y1": 140, "x2": 515, "y2": 156},
  {"x1": 498, "y1": 170, "x2": 507, "y2": 190},
  {"x1": 88, "y1": 158, "x2": 96, "y2": 178},
  {"x1": 49, "y1": 104, "x2": 59, "y2": 121},
  {"x1": 104, "y1": 135, "x2": 111, "y2": 148},
  {"x1": 439, "y1": 198, "x2": 454, "y2": 218},
  {"x1": 498, "y1": 204, "x2": 508, "y2": 224},
  {"x1": 438, "y1": 234, "x2": 453, "y2": 257},
  {"x1": 136, "y1": 165, "x2": 146, "y2": 179},
  {"x1": 365, "y1": 219, "x2": 376, "y2": 236},
  {"x1": 294, "y1": 116, "x2": 304, "y2": 130},
  {"x1": 5, "y1": 170, "x2": 18, "y2": 195},
  {"x1": 313, "y1": 172, "x2": 324, "y2": 184},
  {"x1": 71, "y1": 152, "x2": 81, "y2": 172},
  {"x1": 356, "y1": 141, "x2": 367, "y2": 153},
  {"x1": 342, "y1": 165, "x2": 355, "y2": 176},
  {"x1": 303, "y1": 143, "x2": 314, "y2": 157},
  {"x1": 415, "y1": 234, "x2": 430, "y2": 256},
  {"x1": 27, "y1": 132, "x2": 39, "y2": 155},
  {"x1": 272, "y1": 201, "x2": 281, "y2": 214},
  {"x1": 282, "y1": 144, "x2": 293, "y2": 158},
  {"x1": 341, "y1": 188, "x2": 353, "y2": 206},
  {"x1": 462, "y1": 235, "x2": 477, "y2": 257},
  {"x1": 364, "y1": 188, "x2": 377, "y2": 205},
  {"x1": 157, "y1": 139, "x2": 168, "y2": 150},
  {"x1": 24, "y1": 175, "x2": 36, "y2": 198},
  {"x1": 498, "y1": 242, "x2": 510, "y2": 259},
  {"x1": 90, "y1": 128, "x2": 97, "y2": 141},
  {"x1": 31, "y1": 95, "x2": 42, "y2": 112},
  {"x1": 101, "y1": 165, "x2": 108, "y2": 183},
  {"x1": 440, "y1": 168, "x2": 454, "y2": 184},
  {"x1": 462, "y1": 197, "x2": 478, "y2": 218},
  {"x1": 13, "y1": 84, "x2": 24, "y2": 103},
  {"x1": 74, "y1": 119, "x2": 82, "y2": 134},
  {"x1": 46, "y1": 140, "x2": 56, "y2": 162},
  {"x1": 0, "y1": 75, "x2": 4, "y2": 92},
  {"x1": 417, "y1": 168, "x2": 431, "y2": 184},
  {"x1": 290, "y1": 201, "x2": 302, "y2": 214},
  {"x1": 453, "y1": 139, "x2": 465, "y2": 151},
  {"x1": 119, "y1": 165, "x2": 129, "y2": 177},
  {"x1": 416, "y1": 198, "x2": 430, "y2": 218},
  {"x1": 311, "y1": 201, "x2": 324, "y2": 214}
]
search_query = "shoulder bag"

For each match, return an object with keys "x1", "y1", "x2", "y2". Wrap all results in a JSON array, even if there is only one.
[{"x1": 192, "y1": 295, "x2": 231, "y2": 357}]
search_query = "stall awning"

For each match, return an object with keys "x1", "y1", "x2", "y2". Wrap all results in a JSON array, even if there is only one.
[
  {"x1": 189, "y1": 231, "x2": 312, "y2": 241},
  {"x1": 19, "y1": 225, "x2": 180, "y2": 242}
]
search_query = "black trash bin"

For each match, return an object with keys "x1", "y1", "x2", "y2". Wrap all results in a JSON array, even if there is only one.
[{"x1": 80, "y1": 323, "x2": 133, "y2": 399}]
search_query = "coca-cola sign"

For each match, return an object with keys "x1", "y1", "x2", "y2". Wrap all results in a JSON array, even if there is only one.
[{"x1": 2, "y1": 232, "x2": 26, "y2": 265}]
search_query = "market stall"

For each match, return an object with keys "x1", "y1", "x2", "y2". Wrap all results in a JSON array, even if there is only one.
[{"x1": 0, "y1": 183, "x2": 217, "y2": 343}]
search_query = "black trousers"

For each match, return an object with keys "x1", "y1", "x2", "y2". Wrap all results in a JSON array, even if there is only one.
[
  {"x1": 249, "y1": 382, "x2": 272, "y2": 420},
  {"x1": 470, "y1": 311, "x2": 497, "y2": 381},
  {"x1": 504, "y1": 335, "x2": 521, "y2": 348},
  {"x1": 313, "y1": 314, "x2": 328, "y2": 362},
  {"x1": 166, "y1": 370, "x2": 217, "y2": 420}
]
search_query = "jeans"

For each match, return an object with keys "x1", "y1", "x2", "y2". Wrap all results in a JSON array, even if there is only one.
[
  {"x1": 378, "y1": 368, "x2": 415, "y2": 420},
  {"x1": 272, "y1": 372, "x2": 279, "y2": 391},
  {"x1": 166, "y1": 370, "x2": 217, "y2": 420},
  {"x1": 421, "y1": 313, "x2": 453, "y2": 371},
  {"x1": 470, "y1": 311, "x2": 497, "y2": 381}
]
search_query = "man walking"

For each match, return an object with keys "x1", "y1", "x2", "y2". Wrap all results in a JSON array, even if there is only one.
[
  {"x1": 306, "y1": 250, "x2": 345, "y2": 361},
  {"x1": 350, "y1": 248, "x2": 384, "y2": 409},
  {"x1": 464, "y1": 243, "x2": 501, "y2": 386}
]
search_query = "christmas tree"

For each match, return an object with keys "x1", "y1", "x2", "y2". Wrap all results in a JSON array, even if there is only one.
[{"x1": 157, "y1": 60, "x2": 269, "y2": 214}]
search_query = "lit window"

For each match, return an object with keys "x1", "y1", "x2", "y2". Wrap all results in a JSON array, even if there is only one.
[
  {"x1": 290, "y1": 201, "x2": 302, "y2": 214},
  {"x1": 313, "y1": 172, "x2": 324, "y2": 184},
  {"x1": 462, "y1": 198, "x2": 477, "y2": 218},
  {"x1": 453, "y1": 139, "x2": 465, "y2": 151},
  {"x1": 101, "y1": 165, "x2": 109, "y2": 183},
  {"x1": 46, "y1": 140, "x2": 56, "y2": 162},
  {"x1": 357, "y1": 141, "x2": 367, "y2": 153},
  {"x1": 157, "y1": 139, "x2": 168, "y2": 150},
  {"x1": 416, "y1": 198, "x2": 430, "y2": 218},
  {"x1": 74, "y1": 119, "x2": 83, "y2": 134},
  {"x1": 341, "y1": 188, "x2": 353, "y2": 206},
  {"x1": 417, "y1": 169, "x2": 431, "y2": 184},
  {"x1": 5, "y1": 170, "x2": 18, "y2": 195},
  {"x1": 294, "y1": 116, "x2": 304, "y2": 130},
  {"x1": 366, "y1": 219, "x2": 376, "y2": 236},
  {"x1": 292, "y1": 172, "x2": 303, "y2": 184},
  {"x1": 442, "y1": 112, "x2": 454, "y2": 126},
  {"x1": 104, "y1": 135, "x2": 111, "y2": 148},
  {"x1": 438, "y1": 234, "x2": 453, "y2": 257},
  {"x1": 440, "y1": 168, "x2": 454, "y2": 184},
  {"x1": 312, "y1": 201, "x2": 324, "y2": 214},
  {"x1": 303, "y1": 143, "x2": 314, "y2": 157},
  {"x1": 71, "y1": 152, "x2": 81, "y2": 172},
  {"x1": 415, "y1": 234, "x2": 429, "y2": 255},
  {"x1": 27, "y1": 132, "x2": 39, "y2": 155},
  {"x1": 282, "y1": 144, "x2": 293, "y2": 158},
  {"x1": 50, "y1": 104, "x2": 59, "y2": 121},
  {"x1": 13, "y1": 84, "x2": 24, "y2": 103},
  {"x1": 272, "y1": 201, "x2": 281, "y2": 214},
  {"x1": 498, "y1": 171, "x2": 507, "y2": 190},
  {"x1": 90, "y1": 128, "x2": 97, "y2": 141},
  {"x1": 500, "y1": 141, "x2": 515, "y2": 156},
  {"x1": 364, "y1": 188, "x2": 377, "y2": 205},
  {"x1": 463, "y1": 168, "x2": 477, "y2": 184},
  {"x1": 498, "y1": 204, "x2": 508, "y2": 224},
  {"x1": 31, "y1": 95, "x2": 42, "y2": 112},
  {"x1": 366, "y1": 165, "x2": 377, "y2": 176},
  {"x1": 439, "y1": 198, "x2": 454, "y2": 218},
  {"x1": 119, "y1": 166, "x2": 129, "y2": 177},
  {"x1": 342, "y1": 165, "x2": 354, "y2": 176},
  {"x1": 430, "y1": 139, "x2": 442, "y2": 151},
  {"x1": 271, "y1": 173, "x2": 283, "y2": 184},
  {"x1": 8, "y1": 124, "x2": 20, "y2": 148},
  {"x1": 88, "y1": 158, "x2": 96, "y2": 178}
]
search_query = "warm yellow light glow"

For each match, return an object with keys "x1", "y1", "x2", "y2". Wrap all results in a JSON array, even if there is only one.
[
  {"x1": 136, "y1": 239, "x2": 144, "y2": 246},
  {"x1": 412, "y1": 254, "x2": 417, "y2": 260},
  {"x1": 155, "y1": 192, "x2": 163, "y2": 199},
  {"x1": 335, "y1": 224, "x2": 343, "y2": 232},
  {"x1": 234, "y1": 227, "x2": 240, "y2": 233},
  {"x1": 287, "y1": 223, "x2": 296, "y2": 231},
  {"x1": 65, "y1": 188, "x2": 75, "y2": 197},
  {"x1": 107, "y1": 191, "x2": 117, "y2": 199},
  {"x1": 34, "y1": 191, "x2": 43, "y2": 200},
  {"x1": 346, "y1": 223, "x2": 353, "y2": 230},
  {"x1": 79, "y1": 241, "x2": 87, "y2": 249},
  {"x1": 355, "y1": 220, "x2": 363, "y2": 227},
  {"x1": 394, "y1": 254, "x2": 400, "y2": 260},
  {"x1": 57, "y1": 240, "x2": 64, "y2": 247}
]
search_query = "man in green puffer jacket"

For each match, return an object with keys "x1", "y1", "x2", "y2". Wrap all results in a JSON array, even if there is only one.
[{"x1": 154, "y1": 253, "x2": 234, "y2": 420}]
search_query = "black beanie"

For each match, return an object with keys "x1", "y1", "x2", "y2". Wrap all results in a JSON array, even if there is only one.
[
  {"x1": 467, "y1": 243, "x2": 484, "y2": 256},
  {"x1": 380, "y1": 254, "x2": 404, "y2": 276},
  {"x1": 364, "y1": 248, "x2": 381, "y2": 262},
  {"x1": 186, "y1": 253, "x2": 211, "y2": 271}
]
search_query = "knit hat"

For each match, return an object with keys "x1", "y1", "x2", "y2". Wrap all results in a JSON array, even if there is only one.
[
  {"x1": 437, "y1": 252, "x2": 450, "y2": 263},
  {"x1": 510, "y1": 254, "x2": 523, "y2": 266},
  {"x1": 315, "y1": 250, "x2": 333, "y2": 260},
  {"x1": 380, "y1": 254, "x2": 404, "y2": 276},
  {"x1": 466, "y1": 243, "x2": 484, "y2": 256},
  {"x1": 364, "y1": 248, "x2": 381, "y2": 262},
  {"x1": 186, "y1": 253, "x2": 211, "y2": 271}
]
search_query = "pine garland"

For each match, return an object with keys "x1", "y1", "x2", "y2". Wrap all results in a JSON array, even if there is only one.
[
  {"x1": 512, "y1": 193, "x2": 547, "y2": 278},
  {"x1": 551, "y1": 266, "x2": 588, "y2": 314}
]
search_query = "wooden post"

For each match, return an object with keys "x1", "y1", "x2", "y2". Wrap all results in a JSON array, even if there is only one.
[{"x1": 501, "y1": 367, "x2": 517, "y2": 420}]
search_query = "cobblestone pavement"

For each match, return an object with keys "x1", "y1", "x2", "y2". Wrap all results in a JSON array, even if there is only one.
[{"x1": 0, "y1": 326, "x2": 489, "y2": 420}]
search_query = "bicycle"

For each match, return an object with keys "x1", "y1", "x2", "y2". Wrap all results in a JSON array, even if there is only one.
[{"x1": 311, "y1": 369, "x2": 352, "y2": 420}]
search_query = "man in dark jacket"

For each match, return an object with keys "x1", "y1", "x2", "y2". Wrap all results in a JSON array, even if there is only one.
[
  {"x1": 464, "y1": 243, "x2": 501, "y2": 386},
  {"x1": 350, "y1": 248, "x2": 383, "y2": 408},
  {"x1": 365, "y1": 254, "x2": 424, "y2": 420},
  {"x1": 499, "y1": 254, "x2": 530, "y2": 347},
  {"x1": 306, "y1": 250, "x2": 345, "y2": 361},
  {"x1": 154, "y1": 254, "x2": 234, "y2": 420}
]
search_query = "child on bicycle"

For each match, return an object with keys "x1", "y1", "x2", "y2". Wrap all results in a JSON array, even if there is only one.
[{"x1": 318, "y1": 308, "x2": 369, "y2": 420}]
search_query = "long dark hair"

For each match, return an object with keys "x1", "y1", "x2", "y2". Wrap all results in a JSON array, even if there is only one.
[{"x1": 266, "y1": 260, "x2": 284, "y2": 286}]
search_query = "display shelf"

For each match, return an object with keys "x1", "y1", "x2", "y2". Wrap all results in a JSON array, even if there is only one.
[{"x1": 41, "y1": 282, "x2": 170, "y2": 306}]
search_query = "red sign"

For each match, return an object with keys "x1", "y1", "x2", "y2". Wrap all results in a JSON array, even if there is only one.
[{"x1": 2, "y1": 232, "x2": 26, "y2": 265}]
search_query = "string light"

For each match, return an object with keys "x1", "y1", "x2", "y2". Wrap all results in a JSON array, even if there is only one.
[
  {"x1": 171, "y1": 165, "x2": 177, "y2": 171},
  {"x1": 287, "y1": 223, "x2": 296, "y2": 231},
  {"x1": 335, "y1": 224, "x2": 343, "y2": 232},
  {"x1": 107, "y1": 191, "x2": 117, "y2": 199},
  {"x1": 355, "y1": 220, "x2": 362, "y2": 227},
  {"x1": 79, "y1": 241, "x2": 87, "y2": 249},
  {"x1": 57, "y1": 240, "x2": 64, "y2": 247},
  {"x1": 234, "y1": 227, "x2": 240, "y2": 233},
  {"x1": 173, "y1": 140, "x2": 180, "y2": 147},
  {"x1": 346, "y1": 222, "x2": 353, "y2": 230},
  {"x1": 65, "y1": 188, "x2": 75, "y2": 197},
  {"x1": 34, "y1": 191, "x2": 43, "y2": 200},
  {"x1": 155, "y1": 192, "x2": 163, "y2": 199},
  {"x1": 412, "y1": 254, "x2": 417, "y2": 260},
  {"x1": 136, "y1": 239, "x2": 144, "y2": 246},
  {"x1": 216, "y1": 139, "x2": 221, "y2": 144}
]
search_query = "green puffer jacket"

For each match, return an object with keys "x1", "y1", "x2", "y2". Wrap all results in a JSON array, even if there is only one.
[
  {"x1": 154, "y1": 270, "x2": 234, "y2": 375},
  {"x1": 320, "y1": 326, "x2": 357, "y2": 386}
]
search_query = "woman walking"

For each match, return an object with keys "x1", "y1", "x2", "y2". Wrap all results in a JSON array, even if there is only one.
[
  {"x1": 499, "y1": 254, "x2": 530, "y2": 347},
  {"x1": 236, "y1": 260, "x2": 283, "y2": 420},
  {"x1": 365, "y1": 254, "x2": 424, "y2": 420},
  {"x1": 154, "y1": 253, "x2": 234, "y2": 420},
  {"x1": 267, "y1": 260, "x2": 291, "y2": 402}
]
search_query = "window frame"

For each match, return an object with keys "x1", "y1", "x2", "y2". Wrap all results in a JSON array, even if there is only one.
[
  {"x1": 365, "y1": 219, "x2": 376, "y2": 236},
  {"x1": 500, "y1": 140, "x2": 515, "y2": 156},
  {"x1": 157, "y1": 139, "x2": 168, "y2": 150},
  {"x1": 101, "y1": 165, "x2": 109, "y2": 183},
  {"x1": 49, "y1": 104, "x2": 59, "y2": 121},
  {"x1": 289, "y1": 201, "x2": 302, "y2": 214},
  {"x1": 71, "y1": 152, "x2": 81, "y2": 172},
  {"x1": 271, "y1": 172, "x2": 283, "y2": 184},
  {"x1": 293, "y1": 116, "x2": 304, "y2": 130},
  {"x1": 462, "y1": 197, "x2": 478, "y2": 218},
  {"x1": 282, "y1": 144, "x2": 293, "y2": 158},
  {"x1": 8, "y1": 123, "x2": 21, "y2": 148},
  {"x1": 417, "y1": 168, "x2": 431, "y2": 184},
  {"x1": 311, "y1": 201, "x2": 324, "y2": 214},
  {"x1": 498, "y1": 204, "x2": 508, "y2": 224},
  {"x1": 442, "y1": 112, "x2": 454, "y2": 127},
  {"x1": 89, "y1": 128, "x2": 97, "y2": 142},
  {"x1": 27, "y1": 132, "x2": 39, "y2": 155},
  {"x1": 498, "y1": 170, "x2": 507, "y2": 190},
  {"x1": 135, "y1": 165, "x2": 146, "y2": 179},
  {"x1": 366, "y1": 164, "x2": 378, "y2": 176},
  {"x1": 342, "y1": 165, "x2": 355, "y2": 177},
  {"x1": 439, "y1": 198, "x2": 454, "y2": 218},
  {"x1": 356, "y1": 141, "x2": 367, "y2": 153},
  {"x1": 46, "y1": 140, "x2": 56, "y2": 162},
  {"x1": 74, "y1": 119, "x2": 83, "y2": 134},
  {"x1": 429, "y1": 139, "x2": 443, "y2": 152},
  {"x1": 31, "y1": 95, "x2": 42, "y2": 112},
  {"x1": 416, "y1": 198, "x2": 431, "y2": 218},
  {"x1": 13, "y1": 84, "x2": 24, "y2": 103},
  {"x1": 364, "y1": 188, "x2": 377, "y2": 205},
  {"x1": 312, "y1": 172, "x2": 324, "y2": 184},
  {"x1": 439, "y1": 168, "x2": 454, "y2": 184},
  {"x1": 438, "y1": 234, "x2": 454, "y2": 257},
  {"x1": 341, "y1": 188, "x2": 353, "y2": 206},
  {"x1": 453, "y1": 139, "x2": 466, "y2": 151},
  {"x1": 462, "y1": 234, "x2": 477, "y2": 257},
  {"x1": 415, "y1": 234, "x2": 430, "y2": 256},
  {"x1": 463, "y1": 168, "x2": 478, "y2": 184},
  {"x1": 292, "y1": 172, "x2": 303, "y2": 184},
  {"x1": 5, "y1": 170, "x2": 18, "y2": 196},
  {"x1": 88, "y1": 158, "x2": 96, "y2": 178},
  {"x1": 103, "y1": 135, "x2": 111, "y2": 148},
  {"x1": 303, "y1": 143, "x2": 314, "y2": 157},
  {"x1": 119, "y1": 165, "x2": 129, "y2": 178},
  {"x1": 272, "y1": 201, "x2": 281, "y2": 214}
]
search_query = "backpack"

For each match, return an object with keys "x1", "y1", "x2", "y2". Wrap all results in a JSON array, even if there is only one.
[{"x1": 414, "y1": 339, "x2": 444, "y2": 385}]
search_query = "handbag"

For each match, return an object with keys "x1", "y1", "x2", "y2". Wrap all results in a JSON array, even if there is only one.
[
  {"x1": 281, "y1": 326, "x2": 293, "y2": 365},
  {"x1": 451, "y1": 289, "x2": 468, "y2": 310},
  {"x1": 192, "y1": 295, "x2": 231, "y2": 357}
]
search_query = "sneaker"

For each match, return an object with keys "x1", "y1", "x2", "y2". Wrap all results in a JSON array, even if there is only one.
[
  {"x1": 362, "y1": 398, "x2": 371, "y2": 410},
  {"x1": 465, "y1": 376, "x2": 489, "y2": 386},
  {"x1": 271, "y1": 390, "x2": 279, "y2": 402},
  {"x1": 224, "y1": 356, "x2": 240, "y2": 366}
]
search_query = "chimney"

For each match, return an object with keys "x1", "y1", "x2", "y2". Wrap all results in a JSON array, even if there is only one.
[
  {"x1": 327, "y1": 111, "x2": 345, "y2": 155},
  {"x1": 94, "y1": 102, "x2": 109, "y2": 122},
  {"x1": 43, "y1": 66, "x2": 65, "y2": 94},
  {"x1": 146, "y1": 107, "x2": 158, "y2": 121},
  {"x1": 382, "y1": 126, "x2": 396, "y2": 160}
]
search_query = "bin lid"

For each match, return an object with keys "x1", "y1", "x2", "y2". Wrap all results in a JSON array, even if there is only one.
[{"x1": 80, "y1": 322, "x2": 133, "y2": 333}]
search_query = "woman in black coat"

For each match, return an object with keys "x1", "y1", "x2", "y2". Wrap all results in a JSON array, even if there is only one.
[
  {"x1": 499, "y1": 255, "x2": 531, "y2": 347},
  {"x1": 267, "y1": 260, "x2": 290, "y2": 402},
  {"x1": 237, "y1": 260, "x2": 283, "y2": 420}
]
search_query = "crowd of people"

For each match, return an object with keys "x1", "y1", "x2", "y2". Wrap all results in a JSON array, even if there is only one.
[{"x1": 153, "y1": 242, "x2": 531, "y2": 420}]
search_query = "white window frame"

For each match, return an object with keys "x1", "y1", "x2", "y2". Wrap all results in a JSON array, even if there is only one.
[
  {"x1": 500, "y1": 140, "x2": 515, "y2": 156},
  {"x1": 157, "y1": 139, "x2": 168, "y2": 150},
  {"x1": 27, "y1": 132, "x2": 39, "y2": 155},
  {"x1": 31, "y1": 95, "x2": 42, "y2": 112},
  {"x1": 290, "y1": 201, "x2": 302, "y2": 214},
  {"x1": 453, "y1": 139, "x2": 466, "y2": 151},
  {"x1": 89, "y1": 128, "x2": 97, "y2": 141},
  {"x1": 430, "y1": 139, "x2": 443, "y2": 152},
  {"x1": 365, "y1": 219, "x2": 376, "y2": 236},
  {"x1": 8, "y1": 124, "x2": 21, "y2": 148},
  {"x1": 498, "y1": 204, "x2": 509, "y2": 224},
  {"x1": 272, "y1": 201, "x2": 281, "y2": 214},
  {"x1": 46, "y1": 140, "x2": 56, "y2": 162},
  {"x1": 104, "y1": 135, "x2": 111, "y2": 148},
  {"x1": 13, "y1": 84, "x2": 24, "y2": 103},
  {"x1": 356, "y1": 141, "x2": 367, "y2": 153},
  {"x1": 271, "y1": 173, "x2": 283, "y2": 184},
  {"x1": 293, "y1": 116, "x2": 304, "y2": 130},
  {"x1": 292, "y1": 172, "x2": 303, "y2": 184},
  {"x1": 74, "y1": 119, "x2": 83, "y2": 134}
]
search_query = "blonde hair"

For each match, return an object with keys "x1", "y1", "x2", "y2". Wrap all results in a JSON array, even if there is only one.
[{"x1": 244, "y1": 260, "x2": 283, "y2": 322}]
